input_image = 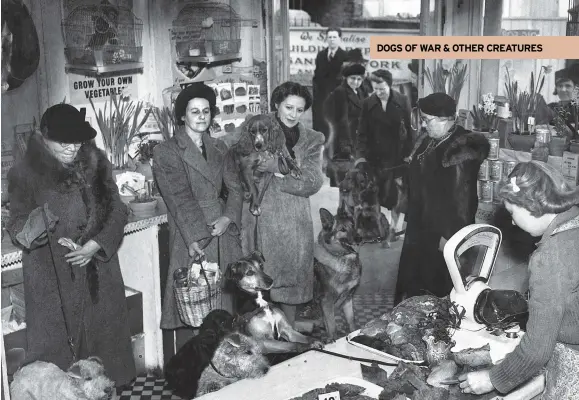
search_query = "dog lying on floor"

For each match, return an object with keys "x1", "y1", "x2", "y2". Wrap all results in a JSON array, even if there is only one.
[
  {"x1": 230, "y1": 114, "x2": 302, "y2": 216},
  {"x1": 225, "y1": 251, "x2": 324, "y2": 354},
  {"x1": 164, "y1": 309, "x2": 234, "y2": 399},
  {"x1": 10, "y1": 356, "x2": 115, "y2": 400},
  {"x1": 338, "y1": 162, "x2": 391, "y2": 245},
  {"x1": 314, "y1": 208, "x2": 362, "y2": 341}
]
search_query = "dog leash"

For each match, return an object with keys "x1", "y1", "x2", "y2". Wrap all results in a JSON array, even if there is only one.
[
  {"x1": 42, "y1": 206, "x2": 86, "y2": 362},
  {"x1": 209, "y1": 360, "x2": 235, "y2": 379},
  {"x1": 307, "y1": 347, "x2": 401, "y2": 366}
]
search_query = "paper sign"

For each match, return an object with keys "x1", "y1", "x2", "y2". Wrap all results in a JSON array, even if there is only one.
[
  {"x1": 318, "y1": 392, "x2": 341, "y2": 400},
  {"x1": 68, "y1": 73, "x2": 138, "y2": 104}
]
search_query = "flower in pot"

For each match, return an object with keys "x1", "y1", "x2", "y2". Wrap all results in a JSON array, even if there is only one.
[
  {"x1": 425, "y1": 60, "x2": 468, "y2": 105},
  {"x1": 128, "y1": 190, "x2": 158, "y2": 219},
  {"x1": 152, "y1": 106, "x2": 177, "y2": 141},
  {"x1": 133, "y1": 139, "x2": 160, "y2": 180},
  {"x1": 89, "y1": 93, "x2": 152, "y2": 170},
  {"x1": 470, "y1": 93, "x2": 498, "y2": 134}
]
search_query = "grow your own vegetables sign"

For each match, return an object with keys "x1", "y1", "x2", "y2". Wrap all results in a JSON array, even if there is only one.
[{"x1": 68, "y1": 73, "x2": 139, "y2": 104}]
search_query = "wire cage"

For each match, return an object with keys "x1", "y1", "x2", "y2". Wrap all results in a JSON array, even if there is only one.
[
  {"x1": 568, "y1": 0, "x2": 579, "y2": 36},
  {"x1": 62, "y1": 0, "x2": 144, "y2": 73},
  {"x1": 171, "y1": 2, "x2": 242, "y2": 63}
]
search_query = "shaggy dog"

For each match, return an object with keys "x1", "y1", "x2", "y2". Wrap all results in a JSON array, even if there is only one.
[
  {"x1": 230, "y1": 114, "x2": 301, "y2": 216},
  {"x1": 164, "y1": 310, "x2": 234, "y2": 399},
  {"x1": 10, "y1": 356, "x2": 115, "y2": 400}
]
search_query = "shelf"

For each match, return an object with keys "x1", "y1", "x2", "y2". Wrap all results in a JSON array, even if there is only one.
[
  {"x1": 176, "y1": 53, "x2": 241, "y2": 64},
  {"x1": 65, "y1": 62, "x2": 144, "y2": 76}
]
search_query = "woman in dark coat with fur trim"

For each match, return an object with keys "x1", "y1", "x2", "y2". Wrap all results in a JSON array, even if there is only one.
[
  {"x1": 395, "y1": 93, "x2": 490, "y2": 304},
  {"x1": 324, "y1": 63, "x2": 367, "y2": 176},
  {"x1": 6, "y1": 104, "x2": 136, "y2": 386}
]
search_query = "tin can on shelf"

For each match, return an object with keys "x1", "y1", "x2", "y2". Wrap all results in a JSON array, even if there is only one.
[
  {"x1": 489, "y1": 160, "x2": 503, "y2": 181},
  {"x1": 503, "y1": 161, "x2": 517, "y2": 180},
  {"x1": 478, "y1": 180, "x2": 493, "y2": 203},
  {"x1": 535, "y1": 127, "x2": 552, "y2": 144},
  {"x1": 488, "y1": 137, "x2": 500, "y2": 160},
  {"x1": 492, "y1": 181, "x2": 502, "y2": 204},
  {"x1": 478, "y1": 159, "x2": 490, "y2": 180}
]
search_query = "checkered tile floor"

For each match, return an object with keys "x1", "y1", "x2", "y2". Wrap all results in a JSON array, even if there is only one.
[{"x1": 117, "y1": 294, "x2": 394, "y2": 399}]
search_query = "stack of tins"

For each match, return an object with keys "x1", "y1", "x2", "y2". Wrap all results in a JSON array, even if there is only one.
[{"x1": 477, "y1": 137, "x2": 517, "y2": 204}]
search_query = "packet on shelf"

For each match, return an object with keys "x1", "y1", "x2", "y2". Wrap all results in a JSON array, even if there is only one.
[{"x1": 115, "y1": 171, "x2": 146, "y2": 196}]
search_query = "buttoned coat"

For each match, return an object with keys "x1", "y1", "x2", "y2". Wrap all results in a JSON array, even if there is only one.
[
  {"x1": 324, "y1": 80, "x2": 367, "y2": 159},
  {"x1": 153, "y1": 129, "x2": 243, "y2": 329},
  {"x1": 6, "y1": 134, "x2": 136, "y2": 386},
  {"x1": 241, "y1": 117, "x2": 325, "y2": 304},
  {"x1": 312, "y1": 47, "x2": 348, "y2": 137}
]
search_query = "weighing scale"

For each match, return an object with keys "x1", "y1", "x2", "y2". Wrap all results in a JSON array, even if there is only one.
[{"x1": 443, "y1": 223, "x2": 503, "y2": 332}]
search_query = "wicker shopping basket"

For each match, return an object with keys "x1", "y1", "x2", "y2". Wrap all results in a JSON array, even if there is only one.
[{"x1": 174, "y1": 249, "x2": 222, "y2": 327}]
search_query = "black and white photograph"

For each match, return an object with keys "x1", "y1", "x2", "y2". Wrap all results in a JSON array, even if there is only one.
[{"x1": 1, "y1": 0, "x2": 579, "y2": 399}]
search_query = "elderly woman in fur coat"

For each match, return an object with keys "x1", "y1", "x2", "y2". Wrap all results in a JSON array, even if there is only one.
[
  {"x1": 395, "y1": 93, "x2": 490, "y2": 304},
  {"x1": 241, "y1": 81, "x2": 325, "y2": 327},
  {"x1": 6, "y1": 104, "x2": 136, "y2": 386}
]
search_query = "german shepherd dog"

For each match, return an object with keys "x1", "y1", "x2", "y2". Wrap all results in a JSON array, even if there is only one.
[
  {"x1": 230, "y1": 114, "x2": 301, "y2": 216},
  {"x1": 225, "y1": 251, "x2": 323, "y2": 354},
  {"x1": 314, "y1": 208, "x2": 362, "y2": 341},
  {"x1": 338, "y1": 163, "x2": 391, "y2": 245}
]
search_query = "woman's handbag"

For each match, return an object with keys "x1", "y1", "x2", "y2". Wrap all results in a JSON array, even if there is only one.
[{"x1": 173, "y1": 236, "x2": 222, "y2": 327}]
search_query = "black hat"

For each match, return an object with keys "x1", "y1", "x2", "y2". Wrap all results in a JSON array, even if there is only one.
[
  {"x1": 342, "y1": 63, "x2": 366, "y2": 78},
  {"x1": 346, "y1": 48, "x2": 368, "y2": 63},
  {"x1": 418, "y1": 92, "x2": 456, "y2": 117},
  {"x1": 371, "y1": 69, "x2": 393, "y2": 87},
  {"x1": 553, "y1": 66, "x2": 579, "y2": 95},
  {"x1": 174, "y1": 82, "x2": 217, "y2": 124},
  {"x1": 40, "y1": 104, "x2": 97, "y2": 144}
]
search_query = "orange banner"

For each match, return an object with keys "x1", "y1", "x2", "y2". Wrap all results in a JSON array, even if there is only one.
[{"x1": 369, "y1": 36, "x2": 579, "y2": 59}]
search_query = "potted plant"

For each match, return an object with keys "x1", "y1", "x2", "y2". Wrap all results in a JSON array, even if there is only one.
[
  {"x1": 504, "y1": 64, "x2": 551, "y2": 152},
  {"x1": 89, "y1": 93, "x2": 152, "y2": 172},
  {"x1": 152, "y1": 106, "x2": 177, "y2": 141},
  {"x1": 133, "y1": 138, "x2": 160, "y2": 180},
  {"x1": 425, "y1": 60, "x2": 468, "y2": 105},
  {"x1": 551, "y1": 87, "x2": 579, "y2": 154},
  {"x1": 470, "y1": 93, "x2": 498, "y2": 135}
]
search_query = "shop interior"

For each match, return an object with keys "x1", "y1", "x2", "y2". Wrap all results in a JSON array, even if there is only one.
[{"x1": 1, "y1": 0, "x2": 578, "y2": 399}]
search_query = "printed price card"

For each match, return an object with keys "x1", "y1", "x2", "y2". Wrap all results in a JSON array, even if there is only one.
[{"x1": 318, "y1": 391, "x2": 341, "y2": 400}]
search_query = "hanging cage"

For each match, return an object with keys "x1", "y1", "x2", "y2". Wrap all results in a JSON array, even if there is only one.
[
  {"x1": 568, "y1": 0, "x2": 579, "y2": 36},
  {"x1": 171, "y1": 2, "x2": 242, "y2": 63},
  {"x1": 62, "y1": 0, "x2": 144, "y2": 75}
]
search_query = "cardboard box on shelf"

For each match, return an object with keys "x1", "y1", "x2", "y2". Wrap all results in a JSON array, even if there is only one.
[{"x1": 562, "y1": 151, "x2": 579, "y2": 186}]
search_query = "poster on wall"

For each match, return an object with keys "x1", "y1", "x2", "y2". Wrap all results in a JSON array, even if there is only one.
[{"x1": 68, "y1": 73, "x2": 139, "y2": 104}]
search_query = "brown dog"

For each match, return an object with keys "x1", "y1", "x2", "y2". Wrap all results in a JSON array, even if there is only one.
[
  {"x1": 231, "y1": 114, "x2": 301, "y2": 216},
  {"x1": 314, "y1": 208, "x2": 362, "y2": 341},
  {"x1": 225, "y1": 251, "x2": 323, "y2": 354}
]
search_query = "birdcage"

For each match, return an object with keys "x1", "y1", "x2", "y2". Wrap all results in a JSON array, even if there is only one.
[
  {"x1": 171, "y1": 2, "x2": 242, "y2": 63},
  {"x1": 62, "y1": 0, "x2": 144, "y2": 74}
]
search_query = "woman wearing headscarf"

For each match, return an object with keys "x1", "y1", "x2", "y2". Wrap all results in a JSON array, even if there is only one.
[
  {"x1": 241, "y1": 81, "x2": 325, "y2": 328},
  {"x1": 394, "y1": 93, "x2": 490, "y2": 304},
  {"x1": 153, "y1": 83, "x2": 243, "y2": 347},
  {"x1": 6, "y1": 104, "x2": 136, "y2": 386}
]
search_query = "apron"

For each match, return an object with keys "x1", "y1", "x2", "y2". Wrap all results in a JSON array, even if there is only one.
[{"x1": 541, "y1": 342, "x2": 579, "y2": 400}]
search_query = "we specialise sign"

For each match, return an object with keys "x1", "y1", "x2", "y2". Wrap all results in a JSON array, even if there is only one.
[
  {"x1": 289, "y1": 27, "x2": 419, "y2": 83},
  {"x1": 68, "y1": 74, "x2": 139, "y2": 104}
]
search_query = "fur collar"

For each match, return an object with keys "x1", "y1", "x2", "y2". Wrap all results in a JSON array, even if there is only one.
[
  {"x1": 441, "y1": 128, "x2": 490, "y2": 167},
  {"x1": 24, "y1": 133, "x2": 116, "y2": 245}
]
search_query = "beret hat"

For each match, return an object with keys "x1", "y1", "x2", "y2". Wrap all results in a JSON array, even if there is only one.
[
  {"x1": 342, "y1": 63, "x2": 366, "y2": 77},
  {"x1": 418, "y1": 92, "x2": 457, "y2": 118},
  {"x1": 174, "y1": 82, "x2": 217, "y2": 124}
]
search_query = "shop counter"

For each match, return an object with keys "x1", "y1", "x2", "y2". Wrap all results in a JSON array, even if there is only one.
[{"x1": 196, "y1": 334, "x2": 545, "y2": 400}]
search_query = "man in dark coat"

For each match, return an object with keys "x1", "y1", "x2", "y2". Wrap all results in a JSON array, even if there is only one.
[
  {"x1": 312, "y1": 27, "x2": 347, "y2": 140},
  {"x1": 355, "y1": 69, "x2": 413, "y2": 210},
  {"x1": 394, "y1": 93, "x2": 490, "y2": 304},
  {"x1": 6, "y1": 104, "x2": 136, "y2": 386}
]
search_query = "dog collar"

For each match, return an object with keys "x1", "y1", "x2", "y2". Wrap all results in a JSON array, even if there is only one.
[{"x1": 210, "y1": 360, "x2": 235, "y2": 379}]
